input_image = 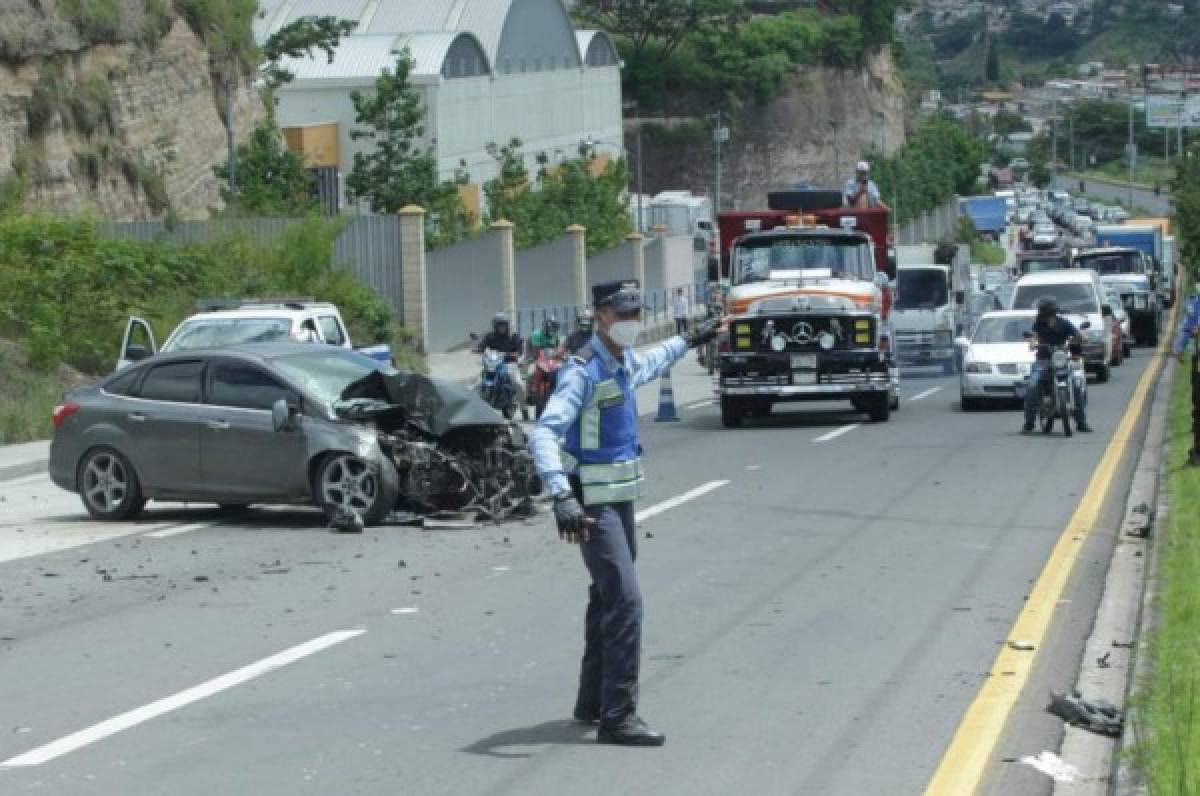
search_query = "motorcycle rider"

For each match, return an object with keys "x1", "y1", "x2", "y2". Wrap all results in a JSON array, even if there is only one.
[
  {"x1": 1023, "y1": 297, "x2": 1092, "y2": 433},
  {"x1": 565, "y1": 310, "x2": 594, "y2": 354},
  {"x1": 528, "y1": 316, "x2": 564, "y2": 356},
  {"x1": 476, "y1": 312, "x2": 527, "y2": 420}
]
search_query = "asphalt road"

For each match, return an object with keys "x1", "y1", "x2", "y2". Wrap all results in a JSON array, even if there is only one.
[
  {"x1": 0, "y1": 349, "x2": 1156, "y2": 795},
  {"x1": 1053, "y1": 175, "x2": 1172, "y2": 216}
]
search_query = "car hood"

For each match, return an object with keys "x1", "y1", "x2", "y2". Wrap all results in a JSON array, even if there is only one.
[
  {"x1": 967, "y1": 342, "x2": 1035, "y2": 364},
  {"x1": 338, "y1": 370, "x2": 505, "y2": 436}
]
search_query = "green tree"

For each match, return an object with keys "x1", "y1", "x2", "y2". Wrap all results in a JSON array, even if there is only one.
[
  {"x1": 483, "y1": 140, "x2": 630, "y2": 255},
  {"x1": 992, "y1": 109, "x2": 1031, "y2": 136},
  {"x1": 261, "y1": 15, "x2": 357, "y2": 91},
  {"x1": 1173, "y1": 146, "x2": 1200, "y2": 272},
  {"x1": 574, "y1": 0, "x2": 743, "y2": 92},
  {"x1": 829, "y1": 0, "x2": 898, "y2": 53},
  {"x1": 344, "y1": 50, "x2": 470, "y2": 243},
  {"x1": 214, "y1": 122, "x2": 317, "y2": 216}
]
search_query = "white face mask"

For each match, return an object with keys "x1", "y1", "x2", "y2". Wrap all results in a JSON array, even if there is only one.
[{"x1": 607, "y1": 320, "x2": 641, "y2": 348}]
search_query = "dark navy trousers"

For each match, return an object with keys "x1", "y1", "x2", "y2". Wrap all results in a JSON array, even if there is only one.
[{"x1": 576, "y1": 501, "x2": 642, "y2": 725}]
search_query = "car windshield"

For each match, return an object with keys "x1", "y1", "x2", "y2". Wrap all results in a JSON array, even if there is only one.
[
  {"x1": 731, "y1": 236, "x2": 873, "y2": 285},
  {"x1": 272, "y1": 349, "x2": 393, "y2": 405},
  {"x1": 1020, "y1": 258, "x2": 1066, "y2": 274},
  {"x1": 972, "y1": 316, "x2": 1032, "y2": 344},
  {"x1": 165, "y1": 318, "x2": 291, "y2": 351},
  {"x1": 895, "y1": 269, "x2": 948, "y2": 309},
  {"x1": 1012, "y1": 282, "x2": 1099, "y2": 314},
  {"x1": 1077, "y1": 252, "x2": 1139, "y2": 274}
]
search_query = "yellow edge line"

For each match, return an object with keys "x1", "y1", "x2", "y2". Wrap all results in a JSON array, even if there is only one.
[{"x1": 923, "y1": 316, "x2": 1174, "y2": 796}]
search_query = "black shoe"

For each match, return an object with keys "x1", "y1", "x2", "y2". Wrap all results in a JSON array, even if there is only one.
[
  {"x1": 1022, "y1": 421, "x2": 1035, "y2": 433},
  {"x1": 597, "y1": 715, "x2": 665, "y2": 747},
  {"x1": 1077, "y1": 422, "x2": 1093, "y2": 432},
  {"x1": 572, "y1": 704, "x2": 600, "y2": 724}
]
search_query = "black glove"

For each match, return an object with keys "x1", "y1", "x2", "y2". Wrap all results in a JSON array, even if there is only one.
[
  {"x1": 553, "y1": 493, "x2": 588, "y2": 542},
  {"x1": 684, "y1": 317, "x2": 721, "y2": 349}
]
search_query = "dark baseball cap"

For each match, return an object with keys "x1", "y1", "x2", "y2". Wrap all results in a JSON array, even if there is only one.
[{"x1": 592, "y1": 279, "x2": 643, "y2": 312}]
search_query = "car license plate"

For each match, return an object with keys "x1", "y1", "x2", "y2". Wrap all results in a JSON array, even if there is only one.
[
  {"x1": 793, "y1": 370, "x2": 817, "y2": 385},
  {"x1": 791, "y1": 354, "x2": 816, "y2": 369}
]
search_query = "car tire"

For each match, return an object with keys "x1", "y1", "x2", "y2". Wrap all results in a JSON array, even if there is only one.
[
  {"x1": 1094, "y1": 363, "x2": 1110, "y2": 384},
  {"x1": 961, "y1": 395, "x2": 980, "y2": 411},
  {"x1": 865, "y1": 393, "x2": 890, "y2": 423},
  {"x1": 314, "y1": 453, "x2": 399, "y2": 527},
  {"x1": 720, "y1": 396, "x2": 743, "y2": 428},
  {"x1": 78, "y1": 447, "x2": 146, "y2": 521},
  {"x1": 1123, "y1": 342, "x2": 1132, "y2": 358},
  {"x1": 889, "y1": 392, "x2": 900, "y2": 411}
]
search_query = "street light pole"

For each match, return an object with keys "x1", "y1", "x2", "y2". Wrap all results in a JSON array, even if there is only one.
[
  {"x1": 712, "y1": 110, "x2": 728, "y2": 212},
  {"x1": 1128, "y1": 71, "x2": 1136, "y2": 208},
  {"x1": 830, "y1": 120, "x2": 841, "y2": 185}
]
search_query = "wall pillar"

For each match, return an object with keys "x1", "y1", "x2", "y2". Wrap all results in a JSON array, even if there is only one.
[
  {"x1": 398, "y1": 205, "x2": 428, "y2": 354},
  {"x1": 652, "y1": 223, "x2": 669, "y2": 240},
  {"x1": 491, "y1": 219, "x2": 516, "y2": 316},
  {"x1": 566, "y1": 224, "x2": 587, "y2": 306},
  {"x1": 626, "y1": 231, "x2": 646, "y2": 289}
]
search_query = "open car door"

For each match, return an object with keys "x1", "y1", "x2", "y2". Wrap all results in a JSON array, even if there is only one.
[{"x1": 117, "y1": 316, "x2": 157, "y2": 371}]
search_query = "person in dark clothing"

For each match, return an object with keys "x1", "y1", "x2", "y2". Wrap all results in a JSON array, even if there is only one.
[
  {"x1": 475, "y1": 312, "x2": 526, "y2": 418},
  {"x1": 1023, "y1": 297, "x2": 1091, "y2": 433},
  {"x1": 564, "y1": 309, "x2": 595, "y2": 354}
]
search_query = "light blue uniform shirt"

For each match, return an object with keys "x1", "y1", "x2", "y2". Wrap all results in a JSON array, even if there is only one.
[
  {"x1": 1173, "y1": 294, "x2": 1200, "y2": 355},
  {"x1": 528, "y1": 333, "x2": 688, "y2": 496},
  {"x1": 843, "y1": 177, "x2": 882, "y2": 208}
]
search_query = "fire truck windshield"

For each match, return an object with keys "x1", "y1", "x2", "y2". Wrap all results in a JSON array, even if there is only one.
[{"x1": 731, "y1": 236, "x2": 874, "y2": 285}]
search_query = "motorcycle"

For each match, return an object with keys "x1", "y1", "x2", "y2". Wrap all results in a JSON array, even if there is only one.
[
  {"x1": 528, "y1": 346, "x2": 564, "y2": 419},
  {"x1": 479, "y1": 348, "x2": 518, "y2": 420},
  {"x1": 697, "y1": 297, "x2": 725, "y2": 375},
  {"x1": 1022, "y1": 329, "x2": 1087, "y2": 437}
]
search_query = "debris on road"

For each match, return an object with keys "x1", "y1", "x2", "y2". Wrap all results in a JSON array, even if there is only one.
[
  {"x1": 1019, "y1": 750, "x2": 1079, "y2": 783},
  {"x1": 1008, "y1": 639, "x2": 1036, "y2": 651},
  {"x1": 329, "y1": 507, "x2": 365, "y2": 534},
  {"x1": 1048, "y1": 691, "x2": 1124, "y2": 737}
]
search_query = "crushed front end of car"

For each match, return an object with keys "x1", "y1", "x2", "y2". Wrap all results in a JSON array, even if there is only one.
[{"x1": 336, "y1": 370, "x2": 541, "y2": 523}]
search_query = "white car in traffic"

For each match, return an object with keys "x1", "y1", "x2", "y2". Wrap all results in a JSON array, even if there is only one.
[{"x1": 958, "y1": 310, "x2": 1037, "y2": 410}]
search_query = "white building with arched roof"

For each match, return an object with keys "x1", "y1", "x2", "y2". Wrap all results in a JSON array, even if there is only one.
[{"x1": 259, "y1": 0, "x2": 624, "y2": 215}]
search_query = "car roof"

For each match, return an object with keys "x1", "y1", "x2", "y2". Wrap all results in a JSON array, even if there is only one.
[
  {"x1": 1015, "y1": 269, "x2": 1098, "y2": 286},
  {"x1": 121, "y1": 342, "x2": 354, "y2": 370},
  {"x1": 181, "y1": 307, "x2": 337, "y2": 322},
  {"x1": 1075, "y1": 246, "x2": 1140, "y2": 257},
  {"x1": 979, "y1": 309, "x2": 1036, "y2": 320}
]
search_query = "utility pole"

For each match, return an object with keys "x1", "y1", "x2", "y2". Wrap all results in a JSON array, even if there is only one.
[
  {"x1": 829, "y1": 120, "x2": 841, "y2": 185},
  {"x1": 225, "y1": 59, "x2": 237, "y2": 194},
  {"x1": 1127, "y1": 69, "x2": 1136, "y2": 208},
  {"x1": 623, "y1": 100, "x2": 646, "y2": 232},
  {"x1": 1051, "y1": 95, "x2": 1058, "y2": 184},
  {"x1": 712, "y1": 111, "x2": 729, "y2": 212}
]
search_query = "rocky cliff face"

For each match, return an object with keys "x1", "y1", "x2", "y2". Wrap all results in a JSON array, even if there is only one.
[
  {"x1": 630, "y1": 48, "x2": 908, "y2": 209},
  {"x1": 0, "y1": 3, "x2": 262, "y2": 220}
]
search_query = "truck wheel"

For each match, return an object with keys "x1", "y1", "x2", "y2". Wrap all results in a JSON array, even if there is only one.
[
  {"x1": 1147, "y1": 327, "x2": 1159, "y2": 347},
  {"x1": 865, "y1": 394, "x2": 890, "y2": 423},
  {"x1": 720, "y1": 396, "x2": 743, "y2": 428},
  {"x1": 1094, "y1": 363, "x2": 1109, "y2": 384}
]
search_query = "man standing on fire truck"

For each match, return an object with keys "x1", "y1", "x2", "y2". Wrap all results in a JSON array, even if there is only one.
[{"x1": 528, "y1": 279, "x2": 721, "y2": 746}]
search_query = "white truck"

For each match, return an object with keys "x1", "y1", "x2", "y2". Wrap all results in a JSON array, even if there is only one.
[
  {"x1": 892, "y1": 264, "x2": 959, "y2": 375},
  {"x1": 117, "y1": 298, "x2": 391, "y2": 371},
  {"x1": 648, "y1": 190, "x2": 720, "y2": 278}
]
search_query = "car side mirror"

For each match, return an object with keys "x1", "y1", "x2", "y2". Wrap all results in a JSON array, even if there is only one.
[
  {"x1": 126, "y1": 344, "x2": 149, "y2": 362},
  {"x1": 1023, "y1": 331, "x2": 1033, "y2": 339},
  {"x1": 1100, "y1": 305, "x2": 1113, "y2": 318},
  {"x1": 272, "y1": 399, "x2": 298, "y2": 433}
]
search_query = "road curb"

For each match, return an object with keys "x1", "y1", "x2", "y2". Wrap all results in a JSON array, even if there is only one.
[
  {"x1": 0, "y1": 459, "x2": 47, "y2": 483},
  {"x1": 1048, "y1": 355, "x2": 1173, "y2": 795}
]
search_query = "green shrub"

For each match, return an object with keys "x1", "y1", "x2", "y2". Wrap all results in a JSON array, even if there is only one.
[
  {"x1": 26, "y1": 63, "x2": 67, "y2": 136},
  {"x1": 174, "y1": 0, "x2": 260, "y2": 68},
  {"x1": 135, "y1": 161, "x2": 170, "y2": 214},
  {"x1": 73, "y1": 150, "x2": 102, "y2": 188},
  {"x1": 60, "y1": 0, "x2": 123, "y2": 44},
  {"x1": 0, "y1": 215, "x2": 422, "y2": 376},
  {"x1": 66, "y1": 78, "x2": 113, "y2": 136}
]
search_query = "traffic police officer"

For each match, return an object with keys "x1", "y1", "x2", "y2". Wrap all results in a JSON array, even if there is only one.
[
  {"x1": 1172, "y1": 277, "x2": 1200, "y2": 464},
  {"x1": 528, "y1": 279, "x2": 720, "y2": 746}
]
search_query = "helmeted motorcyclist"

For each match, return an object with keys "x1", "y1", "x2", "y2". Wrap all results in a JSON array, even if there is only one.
[
  {"x1": 564, "y1": 310, "x2": 594, "y2": 354},
  {"x1": 1023, "y1": 297, "x2": 1091, "y2": 433},
  {"x1": 475, "y1": 312, "x2": 527, "y2": 419},
  {"x1": 528, "y1": 316, "x2": 563, "y2": 356}
]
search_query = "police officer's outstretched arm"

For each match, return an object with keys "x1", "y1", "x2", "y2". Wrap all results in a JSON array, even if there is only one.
[{"x1": 528, "y1": 363, "x2": 594, "y2": 543}]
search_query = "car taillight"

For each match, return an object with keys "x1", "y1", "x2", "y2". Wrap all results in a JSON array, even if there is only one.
[{"x1": 52, "y1": 402, "x2": 80, "y2": 428}]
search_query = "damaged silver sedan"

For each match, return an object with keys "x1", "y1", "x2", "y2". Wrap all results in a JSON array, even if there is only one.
[{"x1": 49, "y1": 343, "x2": 540, "y2": 527}]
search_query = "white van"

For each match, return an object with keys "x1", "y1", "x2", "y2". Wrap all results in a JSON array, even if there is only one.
[{"x1": 1010, "y1": 269, "x2": 1115, "y2": 382}]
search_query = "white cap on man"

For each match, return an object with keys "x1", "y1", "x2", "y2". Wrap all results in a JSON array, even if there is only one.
[{"x1": 856, "y1": 160, "x2": 870, "y2": 173}]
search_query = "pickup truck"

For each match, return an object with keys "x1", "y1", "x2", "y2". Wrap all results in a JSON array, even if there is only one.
[{"x1": 117, "y1": 298, "x2": 391, "y2": 370}]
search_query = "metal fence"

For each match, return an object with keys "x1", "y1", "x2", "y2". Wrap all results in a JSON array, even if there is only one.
[
  {"x1": 100, "y1": 215, "x2": 405, "y2": 320},
  {"x1": 895, "y1": 199, "x2": 961, "y2": 246}
]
